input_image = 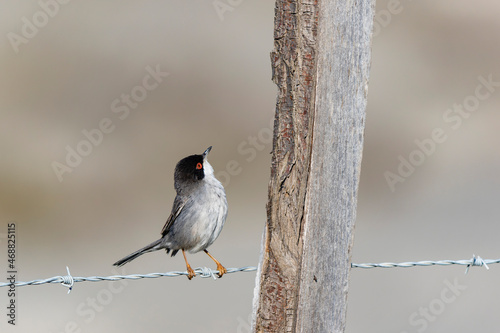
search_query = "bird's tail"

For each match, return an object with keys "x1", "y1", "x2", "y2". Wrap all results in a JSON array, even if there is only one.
[{"x1": 113, "y1": 239, "x2": 163, "y2": 267}]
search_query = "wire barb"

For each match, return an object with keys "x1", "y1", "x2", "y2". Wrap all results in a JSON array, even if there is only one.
[
  {"x1": 465, "y1": 254, "x2": 489, "y2": 274},
  {"x1": 59, "y1": 266, "x2": 74, "y2": 293},
  {"x1": 199, "y1": 266, "x2": 217, "y2": 280}
]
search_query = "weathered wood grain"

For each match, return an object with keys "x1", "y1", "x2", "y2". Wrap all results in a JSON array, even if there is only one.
[{"x1": 253, "y1": 0, "x2": 375, "y2": 332}]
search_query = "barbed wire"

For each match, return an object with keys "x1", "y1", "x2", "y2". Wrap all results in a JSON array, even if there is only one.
[
  {"x1": 0, "y1": 255, "x2": 496, "y2": 293},
  {"x1": 352, "y1": 255, "x2": 497, "y2": 273},
  {"x1": 0, "y1": 266, "x2": 258, "y2": 293}
]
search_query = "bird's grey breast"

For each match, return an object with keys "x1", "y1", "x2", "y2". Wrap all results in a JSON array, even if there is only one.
[{"x1": 168, "y1": 177, "x2": 227, "y2": 253}]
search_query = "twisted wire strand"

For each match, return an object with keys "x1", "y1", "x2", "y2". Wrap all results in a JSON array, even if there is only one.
[
  {"x1": 351, "y1": 256, "x2": 498, "y2": 271},
  {"x1": 0, "y1": 255, "x2": 496, "y2": 292},
  {"x1": 0, "y1": 266, "x2": 257, "y2": 291}
]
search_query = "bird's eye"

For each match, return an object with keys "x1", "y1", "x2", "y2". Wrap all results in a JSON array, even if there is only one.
[{"x1": 196, "y1": 162, "x2": 203, "y2": 170}]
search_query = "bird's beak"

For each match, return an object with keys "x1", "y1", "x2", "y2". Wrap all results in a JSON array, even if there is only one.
[{"x1": 202, "y1": 146, "x2": 212, "y2": 159}]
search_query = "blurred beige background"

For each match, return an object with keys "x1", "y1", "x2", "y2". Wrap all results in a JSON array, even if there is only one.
[{"x1": 1, "y1": 1, "x2": 499, "y2": 332}]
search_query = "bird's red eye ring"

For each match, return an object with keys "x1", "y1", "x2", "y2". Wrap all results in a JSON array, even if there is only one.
[{"x1": 196, "y1": 162, "x2": 203, "y2": 170}]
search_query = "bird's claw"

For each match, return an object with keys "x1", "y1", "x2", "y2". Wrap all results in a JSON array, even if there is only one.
[
  {"x1": 216, "y1": 264, "x2": 227, "y2": 278},
  {"x1": 186, "y1": 265, "x2": 196, "y2": 280}
]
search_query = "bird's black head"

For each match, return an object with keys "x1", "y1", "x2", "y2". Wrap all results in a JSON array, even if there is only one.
[
  {"x1": 173, "y1": 147, "x2": 212, "y2": 192},
  {"x1": 175, "y1": 154, "x2": 205, "y2": 182}
]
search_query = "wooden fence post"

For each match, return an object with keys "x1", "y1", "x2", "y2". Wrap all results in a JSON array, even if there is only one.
[{"x1": 252, "y1": 0, "x2": 375, "y2": 332}]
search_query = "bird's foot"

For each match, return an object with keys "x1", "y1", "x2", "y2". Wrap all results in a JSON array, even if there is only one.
[
  {"x1": 216, "y1": 263, "x2": 227, "y2": 278},
  {"x1": 186, "y1": 264, "x2": 196, "y2": 280}
]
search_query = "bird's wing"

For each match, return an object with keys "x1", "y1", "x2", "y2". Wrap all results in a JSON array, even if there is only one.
[{"x1": 161, "y1": 195, "x2": 188, "y2": 237}]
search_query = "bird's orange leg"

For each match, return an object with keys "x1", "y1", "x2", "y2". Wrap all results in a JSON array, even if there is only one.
[
  {"x1": 204, "y1": 250, "x2": 227, "y2": 278},
  {"x1": 182, "y1": 249, "x2": 196, "y2": 280}
]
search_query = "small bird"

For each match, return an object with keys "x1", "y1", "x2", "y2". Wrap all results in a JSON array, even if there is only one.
[{"x1": 113, "y1": 146, "x2": 228, "y2": 280}]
